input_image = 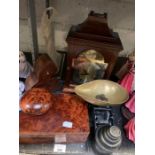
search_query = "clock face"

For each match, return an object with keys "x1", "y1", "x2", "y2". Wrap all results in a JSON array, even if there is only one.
[{"x1": 72, "y1": 49, "x2": 108, "y2": 84}]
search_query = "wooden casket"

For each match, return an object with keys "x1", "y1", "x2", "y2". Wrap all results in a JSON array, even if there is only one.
[{"x1": 19, "y1": 94, "x2": 90, "y2": 144}]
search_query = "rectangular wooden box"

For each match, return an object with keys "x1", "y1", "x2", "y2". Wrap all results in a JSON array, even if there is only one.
[{"x1": 19, "y1": 94, "x2": 90, "y2": 144}]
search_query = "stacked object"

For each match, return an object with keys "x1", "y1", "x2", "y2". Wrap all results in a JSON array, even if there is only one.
[{"x1": 94, "y1": 126, "x2": 122, "y2": 154}]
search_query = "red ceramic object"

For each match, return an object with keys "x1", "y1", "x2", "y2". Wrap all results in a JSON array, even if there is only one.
[{"x1": 20, "y1": 88, "x2": 55, "y2": 115}]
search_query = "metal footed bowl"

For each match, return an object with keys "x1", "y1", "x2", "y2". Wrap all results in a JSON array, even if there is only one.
[{"x1": 75, "y1": 80, "x2": 129, "y2": 106}]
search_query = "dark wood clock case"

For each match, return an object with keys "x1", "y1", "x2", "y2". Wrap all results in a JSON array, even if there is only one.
[{"x1": 65, "y1": 11, "x2": 123, "y2": 84}]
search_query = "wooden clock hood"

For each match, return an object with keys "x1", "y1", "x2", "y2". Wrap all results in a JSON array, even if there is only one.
[{"x1": 65, "y1": 11, "x2": 123, "y2": 84}]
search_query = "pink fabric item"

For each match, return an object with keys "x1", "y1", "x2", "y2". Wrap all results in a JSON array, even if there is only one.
[
  {"x1": 119, "y1": 61, "x2": 135, "y2": 94},
  {"x1": 119, "y1": 71, "x2": 134, "y2": 94},
  {"x1": 125, "y1": 93, "x2": 135, "y2": 113},
  {"x1": 124, "y1": 117, "x2": 135, "y2": 143}
]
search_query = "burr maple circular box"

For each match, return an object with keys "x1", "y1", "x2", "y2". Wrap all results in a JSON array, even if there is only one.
[
  {"x1": 65, "y1": 11, "x2": 123, "y2": 84},
  {"x1": 20, "y1": 88, "x2": 55, "y2": 115}
]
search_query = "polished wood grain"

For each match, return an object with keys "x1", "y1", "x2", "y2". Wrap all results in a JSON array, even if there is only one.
[
  {"x1": 25, "y1": 54, "x2": 58, "y2": 91},
  {"x1": 34, "y1": 54, "x2": 57, "y2": 81},
  {"x1": 20, "y1": 88, "x2": 55, "y2": 115},
  {"x1": 19, "y1": 94, "x2": 90, "y2": 144},
  {"x1": 65, "y1": 11, "x2": 123, "y2": 84}
]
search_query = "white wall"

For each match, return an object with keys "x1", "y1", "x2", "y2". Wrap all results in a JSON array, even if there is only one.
[{"x1": 19, "y1": 0, "x2": 135, "y2": 57}]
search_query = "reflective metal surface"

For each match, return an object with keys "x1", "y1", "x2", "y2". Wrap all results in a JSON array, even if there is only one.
[
  {"x1": 72, "y1": 50, "x2": 108, "y2": 84},
  {"x1": 75, "y1": 80, "x2": 129, "y2": 106},
  {"x1": 94, "y1": 126, "x2": 122, "y2": 154}
]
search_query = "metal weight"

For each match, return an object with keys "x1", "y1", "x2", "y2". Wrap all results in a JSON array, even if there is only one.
[{"x1": 94, "y1": 126, "x2": 122, "y2": 154}]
